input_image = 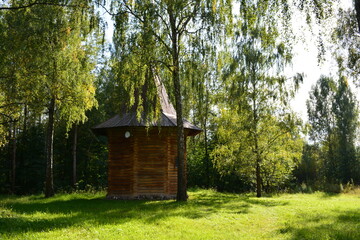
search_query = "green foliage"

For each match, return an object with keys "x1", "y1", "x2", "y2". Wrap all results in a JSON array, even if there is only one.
[
  {"x1": 333, "y1": 77, "x2": 358, "y2": 183},
  {"x1": 52, "y1": 118, "x2": 108, "y2": 192},
  {"x1": 307, "y1": 75, "x2": 359, "y2": 184},
  {"x1": 212, "y1": 0, "x2": 303, "y2": 196},
  {"x1": 0, "y1": 0, "x2": 101, "y2": 129},
  {"x1": 293, "y1": 144, "x2": 322, "y2": 187},
  {"x1": 0, "y1": 0, "x2": 358, "y2": 197},
  {"x1": 0, "y1": 0, "x2": 103, "y2": 195},
  {"x1": 187, "y1": 139, "x2": 209, "y2": 188},
  {"x1": 187, "y1": 136, "x2": 252, "y2": 193},
  {"x1": 109, "y1": 0, "x2": 233, "y2": 119},
  {"x1": 307, "y1": 76, "x2": 336, "y2": 142},
  {"x1": 0, "y1": 110, "x2": 108, "y2": 195},
  {"x1": 15, "y1": 126, "x2": 46, "y2": 194},
  {"x1": 212, "y1": 109, "x2": 303, "y2": 192},
  {"x1": 334, "y1": 6, "x2": 360, "y2": 87}
]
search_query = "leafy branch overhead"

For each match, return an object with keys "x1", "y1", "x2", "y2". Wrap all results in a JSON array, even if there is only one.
[{"x1": 0, "y1": 0, "x2": 91, "y2": 10}]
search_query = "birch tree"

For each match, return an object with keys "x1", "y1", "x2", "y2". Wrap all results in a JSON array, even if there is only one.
[
  {"x1": 307, "y1": 75, "x2": 359, "y2": 184},
  {"x1": 0, "y1": 0, "x2": 100, "y2": 197},
  {"x1": 212, "y1": 0, "x2": 303, "y2": 197}
]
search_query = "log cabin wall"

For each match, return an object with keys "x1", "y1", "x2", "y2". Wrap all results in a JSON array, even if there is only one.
[{"x1": 106, "y1": 127, "x2": 188, "y2": 199}]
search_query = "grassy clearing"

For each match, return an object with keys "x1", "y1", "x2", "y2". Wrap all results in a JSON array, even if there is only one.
[{"x1": 0, "y1": 189, "x2": 359, "y2": 239}]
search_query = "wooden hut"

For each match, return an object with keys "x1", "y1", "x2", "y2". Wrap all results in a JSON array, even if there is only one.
[{"x1": 93, "y1": 76, "x2": 202, "y2": 199}]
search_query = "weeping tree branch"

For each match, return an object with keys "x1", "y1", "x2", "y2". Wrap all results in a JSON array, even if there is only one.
[
  {"x1": 0, "y1": 112, "x2": 14, "y2": 120},
  {"x1": 0, "y1": 102, "x2": 25, "y2": 109},
  {"x1": 178, "y1": 2, "x2": 199, "y2": 36},
  {"x1": 152, "y1": 59, "x2": 172, "y2": 71},
  {"x1": 120, "y1": 1, "x2": 173, "y2": 55},
  {"x1": 0, "y1": 0, "x2": 90, "y2": 10},
  {"x1": 95, "y1": 1, "x2": 128, "y2": 16}
]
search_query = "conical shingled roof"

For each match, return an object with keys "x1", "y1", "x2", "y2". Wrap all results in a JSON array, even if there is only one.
[{"x1": 92, "y1": 75, "x2": 202, "y2": 136}]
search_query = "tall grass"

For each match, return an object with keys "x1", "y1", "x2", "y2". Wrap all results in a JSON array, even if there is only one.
[{"x1": 1, "y1": 189, "x2": 359, "y2": 239}]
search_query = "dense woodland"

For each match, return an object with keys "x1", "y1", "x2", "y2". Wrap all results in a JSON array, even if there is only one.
[{"x1": 0, "y1": 0, "x2": 360, "y2": 199}]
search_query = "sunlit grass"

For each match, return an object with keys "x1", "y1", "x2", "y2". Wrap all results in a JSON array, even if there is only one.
[{"x1": 1, "y1": 189, "x2": 359, "y2": 239}]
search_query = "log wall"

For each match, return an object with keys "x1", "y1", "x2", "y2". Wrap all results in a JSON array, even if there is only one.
[{"x1": 106, "y1": 127, "x2": 188, "y2": 199}]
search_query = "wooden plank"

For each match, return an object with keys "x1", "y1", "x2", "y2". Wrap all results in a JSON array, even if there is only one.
[{"x1": 106, "y1": 127, "x2": 187, "y2": 198}]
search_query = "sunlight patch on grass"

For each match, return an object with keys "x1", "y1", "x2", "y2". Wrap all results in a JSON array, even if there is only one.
[{"x1": 1, "y1": 190, "x2": 359, "y2": 239}]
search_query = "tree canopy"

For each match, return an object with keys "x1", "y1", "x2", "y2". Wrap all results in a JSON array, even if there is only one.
[{"x1": 0, "y1": 0, "x2": 359, "y2": 198}]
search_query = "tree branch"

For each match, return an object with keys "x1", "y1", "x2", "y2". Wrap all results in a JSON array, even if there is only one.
[
  {"x1": 178, "y1": 2, "x2": 199, "y2": 36},
  {"x1": 0, "y1": 0, "x2": 90, "y2": 10},
  {"x1": 0, "y1": 121, "x2": 15, "y2": 125},
  {"x1": 154, "y1": 9, "x2": 171, "y2": 37},
  {"x1": 0, "y1": 75, "x2": 14, "y2": 79},
  {"x1": 0, "y1": 112, "x2": 16, "y2": 120},
  {"x1": 95, "y1": 0, "x2": 128, "y2": 17},
  {"x1": 183, "y1": 26, "x2": 207, "y2": 35},
  {"x1": 152, "y1": 59, "x2": 172, "y2": 71},
  {"x1": 0, "y1": 102, "x2": 25, "y2": 109},
  {"x1": 121, "y1": 0, "x2": 172, "y2": 55}
]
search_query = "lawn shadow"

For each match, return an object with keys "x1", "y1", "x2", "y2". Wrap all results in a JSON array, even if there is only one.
[
  {"x1": 244, "y1": 198, "x2": 289, "y2": 207},
  {"x1": 0, "y1": 214, "x2": 81, "y2": 236},
  {"x1": 319, "y1": 192, "x2": 341, "y2": 198},
  {"x1": 0, "y1": 192, "x2": 244, "y2": 235},
  {"x1": 140, "y1": 192, "x2": 253, "y2": 222},
  {"x1": 279, "y1": 209, "x2": 360, "y2": 240},
  {"x1": 0, "y1": 191, "x2": 289, "y2": 236}
]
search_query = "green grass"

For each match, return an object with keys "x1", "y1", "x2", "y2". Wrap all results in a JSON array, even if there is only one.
[{"x1": 0, "y1": 189, "x2": 359, "y2": 240}]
